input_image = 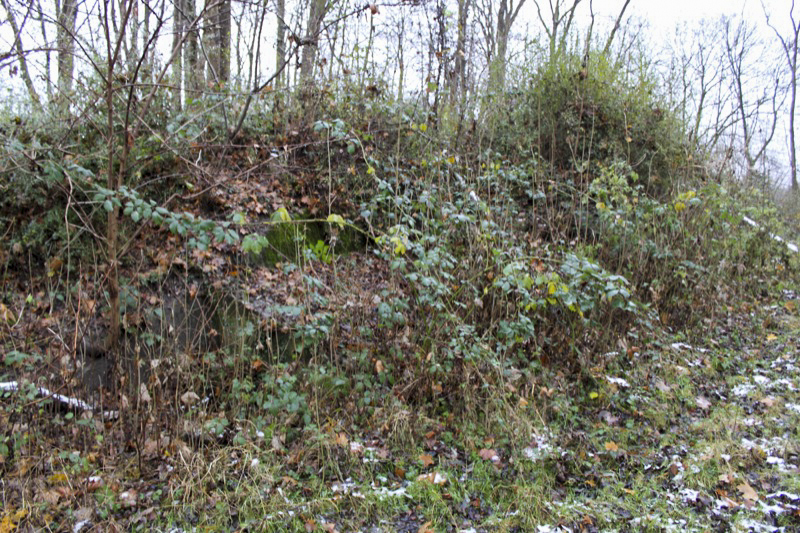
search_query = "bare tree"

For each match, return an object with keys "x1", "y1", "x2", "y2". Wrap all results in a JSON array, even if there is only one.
[
  {"x1": 125, "y1": 0, "x2": 140, "y2": 74},
  {"x1": 491, "y1": 0, "x2": 526, "y2": 89},
  {"x1": 184, "y1": 0, "x2": 201, "y2": 98},
  {"x1": 533, "y1": 0, "x2": 581, "y2": 62},
  {"x1": 765, "y1": 0, "x2": 799, "y2": 191},
  {"x1": 171, "y1": 0, "x2": 185, "y2": 109},
  {"x1": 276, "y1": 0, "x2": 286, "y2": 88},
  {"x1": 300, "y1": 0, "x2": 328, "y2": 85},
  {"x1": 100, "y1": 0, "x2": 134, "y2": 367},
  {"x1": 665, "y1": 21, "x2": 733, "y2": 154},
  {"x1": 34, "y1": 0, "x2": 52, "y2": 99},
  {"x1": 450, "y1": 0, "x2": 472, "y2": 106},
  {"x1": 601, "y1": 0, "x2": 630, "y2": 56},
  {"x1": 724, "y1": 16, "x2": 782, "y2": 179},
  {"x1": 1, "y1": 0, "x2": 42, "y2": 109},
  {"x1": 204, "y1": 0, "x2": 231, "y2": 85},
  {"x1": 56, "y1": 0, "x2": 79, "y2": 102}
]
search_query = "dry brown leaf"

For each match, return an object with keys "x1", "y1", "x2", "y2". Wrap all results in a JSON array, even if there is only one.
[
  {"x1": 40, "y1": 489, "x2": 62, "y2": 505},
  {"x1": 0, "y1": 303, "x2": 15, "y2": 324},
  {"x1": 47, "y1": 256, "x2": 63, "y2": 273},
  {"x1": 139, "y1": 384, "x2": 152, "y2": 404},
  {"x1": 335, "y1": 432, "x2": 349, "y2": 448},
  {"x1": 120, "y1": 489, "x2": 138, "y2": 507},
  {"x1": 143, "y1": 438, "x2": 159, "y2": 457},
  {"x1": 759, "y1": 396, "x2": 775, "y2": 407},
  {"x1": 419, "y1": 453, "x2": 434, "y2": 468},
  {"x1": 654, "y1": 378, "x2": 671, "y2": 393},
  {"x1": 695, "y1": 396, "x2": 711, "y2": 410},
  {"x1": 81, "y1": 299, "x2": 96, "y2": 314},
  {"x1": 417, "y1": 521, "x2": 435, "y2": 533},
  {"x1": 374, "y1": 359, "x2": 384, "y2": 373},
  {"x1": 180, "y1": 391, "x2": 200, "y2": 406},
  {"x1": 539, "y1": 386, "x2": 554, "y2": 398},
  {"x1": 605, "y1": 441, "x2": 619, "y2": 452},
  {"x1": 417, "y1": 472, "x2": 447, "y2": 485},
  {"x1": 738, "y1": 482, "x2": 759, "y2": 502},
  {"x1": 478, "y1": 448, "x2": 499, "y2": 462}
]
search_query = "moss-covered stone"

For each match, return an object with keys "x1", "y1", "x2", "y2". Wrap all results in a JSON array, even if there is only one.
[{"x1": 249, "y1": 215, "x2": 366, "y2": 267}]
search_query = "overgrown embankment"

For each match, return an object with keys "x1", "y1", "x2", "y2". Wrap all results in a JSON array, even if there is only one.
[{"x1": 0, "y1": 52, "x2": 799, "y2": 531}]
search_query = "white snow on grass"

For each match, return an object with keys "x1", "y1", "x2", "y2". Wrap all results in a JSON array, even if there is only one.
[
  {"x1": 522, "y1": 432, "x2": 558, "y2": 462},
  {"x1": 606, "y1": 376, "x2": 631, "y2": 388},
  {"x1": 732, "y1": 383, "x2": 756, "y2": 397}
]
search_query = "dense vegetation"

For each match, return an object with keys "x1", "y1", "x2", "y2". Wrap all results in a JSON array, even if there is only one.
[{"x1": 1, "y1": 0, "x2": 799, "y2": 531}]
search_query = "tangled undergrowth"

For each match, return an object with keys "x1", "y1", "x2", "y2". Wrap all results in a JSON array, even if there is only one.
[{"x1": 1, "y1": 50, "x2": 799, "y2": 532}]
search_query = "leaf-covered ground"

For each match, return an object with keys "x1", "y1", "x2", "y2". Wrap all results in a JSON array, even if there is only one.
[{"x1": 5, "y1": 289, "x2": 798, "y2": 532}]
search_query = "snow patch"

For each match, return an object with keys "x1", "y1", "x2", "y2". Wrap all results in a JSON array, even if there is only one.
[
  {"x1": 680, "y1": 488, "x2": 700, "y2": 502},
  {"x1": 606, "y1": 376, "x2": 631, "y2": 388},
  {"x1": 734, "y1": 518, "x2": 784, "y2": 532},
  {"x1": 742, "y1": 215, "x2": 799, "y2": 254},
  {"x1": 523, "y1": 433, "x2": 556, "y2": 462},
  {"x1": 753, "y1": 375, "x2": 770, "y2": 385},
  {"x1": 671, "y1": 342, "x2": 709, "y2": 353}
]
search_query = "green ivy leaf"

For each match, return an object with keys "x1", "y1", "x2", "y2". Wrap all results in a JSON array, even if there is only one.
[
  {"x1": 273, "y1": 207, "x2": 291, "y2": 222},
  {"x1": 327, "y1": 214, "x2": 345, "y2": 228}
]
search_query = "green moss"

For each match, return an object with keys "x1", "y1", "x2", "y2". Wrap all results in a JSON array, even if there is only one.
[{"x1": 248, "y1": 216, "x2": 365, "y2": 268}]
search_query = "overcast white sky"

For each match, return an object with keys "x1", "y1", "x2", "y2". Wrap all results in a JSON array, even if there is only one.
[
  {"x1": 513, "y1": 0, "x2": 796, "y2": 43},
  {"x1": 638, "y1": 0, "x2": 792, "y2": 25}
]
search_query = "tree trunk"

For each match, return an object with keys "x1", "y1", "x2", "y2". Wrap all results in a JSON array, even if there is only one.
[
  {"x1": 217, "y1": 0, "x2": 231, "y2": 83},
  {"x1": 766, "y1": 3, "x2": 799, "y2": 191},
  {"x1": 300, "y1": 0, "x2": 326, "y2": 85},
  {"x1": 602, "y1": 0, "x2": 631, "y2": 56},
  {"x1": 203, "y1": 0, "x2": 230, "y2": 86},
  {"x1": 57, "y1": 0, "x2": 78, "y2": 105},
  {"x1": 184, "y1": 0, "x2": 200, "y2": 99},
  {"x1": 36, "y1": 0, "x2": 52, "y2": 99},
  {"x1": 276, "y1": 0, "x2": 286, "y2": 88},
  {"x1": 490, "y1": 0, "x2": 525, "y2": 91},
  {"x1": 101, "y1": 0, "x2": 133, "y2": 376},
  {"x1": 533, "y1": 0, "x2": 580, "y2": 63},
  {"x1": 791, "y1": 72, "x2": 798, "y2": 191},
  {"x1": 127, "y1": 0, "x2": 140, "y2": 74},
  {"x1": 450, "y1": 0, "x2": 470, "y2": 106},
  {"x1": 171, "y1": 0, "x2": 184, "y2": 110}
]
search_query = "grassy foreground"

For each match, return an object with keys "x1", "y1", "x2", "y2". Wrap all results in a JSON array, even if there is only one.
[{"x1": 2, "y1": 291, "x2": 799, "y2": 532}]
